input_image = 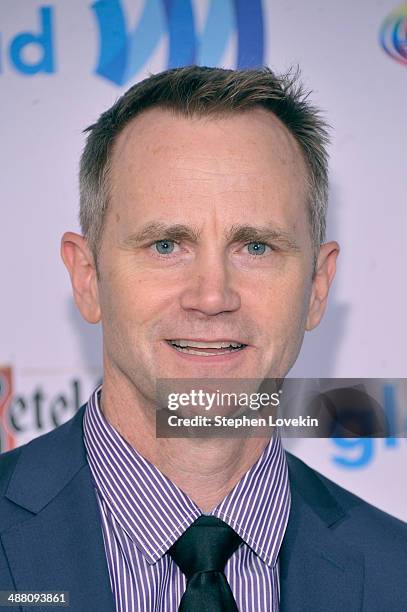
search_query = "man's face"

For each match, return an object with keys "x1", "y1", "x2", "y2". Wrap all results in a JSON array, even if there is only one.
[{"x1": 65, "y1": 107, "x2": 337, "y2": 405}]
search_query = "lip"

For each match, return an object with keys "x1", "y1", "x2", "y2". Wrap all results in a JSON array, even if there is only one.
[
  {"x1": 166, "y1": 338, "x2": 247, "y2": 344},
  {"x1": 164, "y1": 339, "x2": 250, "y2": 364}
]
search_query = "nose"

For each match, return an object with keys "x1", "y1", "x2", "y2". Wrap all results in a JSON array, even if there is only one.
[{"x1": 179, "y1": 250, "x2": 241, "y2": 316}]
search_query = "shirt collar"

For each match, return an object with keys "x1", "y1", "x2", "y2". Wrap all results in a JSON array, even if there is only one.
[
  {"x1": 212, "y1": 433, "x2": 291, "y2": 567},
  {"x1": 83, "y1": 386, "x2": 290, "y2": 568}
]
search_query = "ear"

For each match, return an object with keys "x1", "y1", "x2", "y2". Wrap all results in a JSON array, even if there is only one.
[
  {"x1": 306, "y1": 241, "x2": 340, "y2": 331},
  {"x1": 61, "y1": 232, "x2": 101, "y2": 324}
]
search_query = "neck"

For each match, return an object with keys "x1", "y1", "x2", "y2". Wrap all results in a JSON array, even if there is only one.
[{"x1": 100, "y1": 370, "x2": 271, "y2": 513}]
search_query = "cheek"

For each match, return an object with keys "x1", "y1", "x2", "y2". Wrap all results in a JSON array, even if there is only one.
[
  {"x1": 248, "y1": 269, "x2": 311, "y2": 337},
  {"x1": 263, "y1": 268, "x2": 308, "y2": 306},
  {"x1": 98, "y1": 264, "x2": 180, "y2": 333}
]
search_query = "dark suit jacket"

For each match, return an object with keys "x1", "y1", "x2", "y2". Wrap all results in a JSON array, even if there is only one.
[{"x1": 1, "y1": 404, "x2": 407, "y2": 611}]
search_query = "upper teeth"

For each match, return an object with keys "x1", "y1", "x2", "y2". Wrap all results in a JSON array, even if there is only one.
[{"x1": 170, "y1": 340, "x2": 243, "y2": 348}]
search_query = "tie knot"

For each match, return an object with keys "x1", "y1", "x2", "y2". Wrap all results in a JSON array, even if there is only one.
[{"x1": 169, "y1": 515, "x2": 242, "y2": 579}]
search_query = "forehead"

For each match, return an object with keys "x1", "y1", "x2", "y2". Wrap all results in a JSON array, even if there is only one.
[
  {"x1": 112, "y1": 103, "x2": 306, "y2": 161},
  {"x1": 108, "y1": 106, "x2": 309, "y2": 224}
]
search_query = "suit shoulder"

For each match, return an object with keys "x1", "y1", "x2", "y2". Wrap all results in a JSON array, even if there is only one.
[
  {"x1": 0, "y1": 405, "x2": 87, "y2": 496},
  {"x1": 0, "y1": 446, "x2": 22, "y2": 494},
  {"x1": 321, "y1": 470, "x2": 407, "y2": 536},
  {"x1": 286, "y1": 450, "x2": 407, "y2": 537},
  {"x1": 286, "y1": 452, "x2": 407, "y2": 609}
]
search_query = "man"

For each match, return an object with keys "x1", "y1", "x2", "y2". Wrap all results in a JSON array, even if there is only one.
[{"x1": 0, "y1": 66, "x2": 406, "y2": 611}]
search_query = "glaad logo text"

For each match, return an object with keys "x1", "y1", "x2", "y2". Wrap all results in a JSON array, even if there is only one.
[
  {"x1": 1, "y1": 1, "x2": 264, "y2": 86},
  {"x1": 2, "y1": 7, "x2": 55, "y2": 75},
  {"x1": 92, "y1": 0, "x2": 264, "y2": 85}
]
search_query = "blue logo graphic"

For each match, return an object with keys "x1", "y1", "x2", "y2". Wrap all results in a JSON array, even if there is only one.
[
  {"x1": 92, "y1": 0, "x2": 264, "y2": 86},
  {"x1": 4, "y1": 6, "x2": 55, "y2": 75}
]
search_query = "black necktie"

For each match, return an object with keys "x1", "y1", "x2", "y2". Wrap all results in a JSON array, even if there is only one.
[{"x1": 169, "y1": 515, "x2": 242, "y2": 611}]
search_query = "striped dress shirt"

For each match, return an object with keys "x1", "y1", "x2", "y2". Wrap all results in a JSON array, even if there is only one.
[{"x1": 83, "y1": 386, "x2": 291, "y2": 611}]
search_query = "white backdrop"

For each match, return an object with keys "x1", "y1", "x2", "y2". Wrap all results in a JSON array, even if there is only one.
[{"x1": 1, "y1": 0, "x2": 406, "y2": 520}]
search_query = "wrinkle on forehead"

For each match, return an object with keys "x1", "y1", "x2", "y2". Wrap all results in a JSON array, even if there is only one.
[
  {"x1": 109, "y1": 106, "x2": 309, "y2": 213},
  {"x1": 113, "y1": 106, "x2": 305, "y2": 166}
]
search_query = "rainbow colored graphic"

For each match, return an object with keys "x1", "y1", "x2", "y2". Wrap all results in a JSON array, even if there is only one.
[
  {"x1": 380, "y1": 2, "x2": 407, "y2": 66},
  {"x1": 0, "y1": 367, "x2": 15, "y2": 452}
]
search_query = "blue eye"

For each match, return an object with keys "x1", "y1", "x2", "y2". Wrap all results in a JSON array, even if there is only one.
[
  {"x1": 247, "y1": 242, "x2": 267, "y2": 256},
  {"x1": 154, "y1": 240, "x2": 175, "y2": 254}
]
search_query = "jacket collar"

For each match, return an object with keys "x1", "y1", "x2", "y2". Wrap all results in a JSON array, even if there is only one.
[
  {"x1": 5, "y1": 404, "x2": 88, "y2": 513},
  {"x1": 280, "y1": 452, "x2": 364, "y2": 611},
  {"x1": 2, "y1": 405, "x2": 115, "y2": 612}
]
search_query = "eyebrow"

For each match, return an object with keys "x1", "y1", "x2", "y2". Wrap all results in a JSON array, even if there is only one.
[
  {"x1": 121, "y1": 221, "x2": 301, "y2": 251},
  {"x1": 225, "y1": 224, "x2": 301, "y2": 251},
  {"x1": 121, "y1": 222, "x2": 201, "y2": 248}
]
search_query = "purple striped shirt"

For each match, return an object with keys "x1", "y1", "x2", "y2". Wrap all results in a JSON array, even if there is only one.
[{"x1": 83, "y1": 386, "x2": 291, "y2": 611}]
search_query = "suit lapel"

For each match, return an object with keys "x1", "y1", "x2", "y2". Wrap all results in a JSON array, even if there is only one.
[
  {"x1": 1, "y1": 406, "x2": 115, "y2": 612},
  {"x1": 280, "y1": 453, "x2": 364, "y2": 612}
]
